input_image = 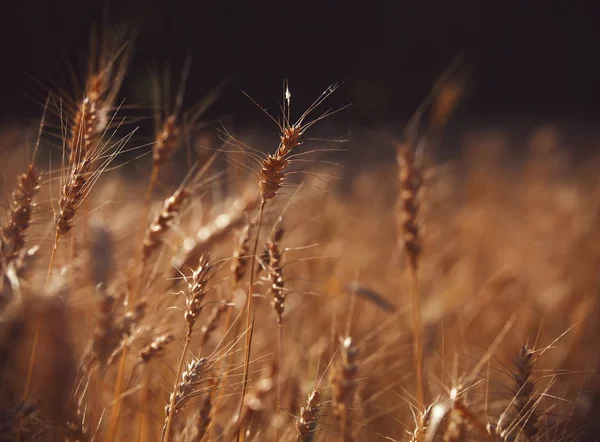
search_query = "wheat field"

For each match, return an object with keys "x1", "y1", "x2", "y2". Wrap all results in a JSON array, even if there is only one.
[{"x1": 0, "y1": 28, "x2": 599, "y2": 442}]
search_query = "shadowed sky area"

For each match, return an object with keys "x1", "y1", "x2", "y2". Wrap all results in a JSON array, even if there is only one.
[{"x1": 0, "y1": 0, "x2": 598, "y2": 127}]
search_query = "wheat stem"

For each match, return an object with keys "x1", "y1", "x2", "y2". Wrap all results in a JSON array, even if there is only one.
[{"x1": 162, "y1": 336, "x2": 191, "y2": 442}]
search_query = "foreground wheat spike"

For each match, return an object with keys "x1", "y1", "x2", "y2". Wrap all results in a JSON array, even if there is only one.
[
  {"x1": 0, "y1": 163, "x2": 41, "y2": 265},
  {"x1": 296, "y1": 388, "x2": 320, "y2": 442},
  {"x1": 331, "y1": 336, "x2": 358, "y2": 442},
  {"x1": 55, "y1": 124, "x2": 134, "y2": 246},
  {"x1": 163, "y1": 253, "x2": 213, "y2": 442},
  {"x1": 240, "y1": 82, "x2": 342, "y2": 420},
  {"x1": 163, "y1": 357, "x2": 209, "y2": 439}
]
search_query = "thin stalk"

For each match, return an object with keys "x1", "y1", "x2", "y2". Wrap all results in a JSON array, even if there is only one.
[
  {"x1": 162, "y1": 335, "x2": 192, "y2": 442},
  {"x1": 238, "y1": 200, "x2": 266, "y2": 441},
  {"x1": 19, "y1": 239, "x2": 59, "y2": 441},
  {"x1": 410, "y1": 265, "x2": 425, "y2": 410},
  {"x1": 106, "y1": 346, "x2": 129, "y2": 442},
  {"x1": 275, "y1": 324, "x2": 283, "y2": 441}
]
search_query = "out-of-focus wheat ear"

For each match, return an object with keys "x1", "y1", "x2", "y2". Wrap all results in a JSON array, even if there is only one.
[
  {"x1": 267, "y1": 219, "x2": 285, "y2": 326},
  {"x1": 230, "y1": 363, "x2": 277, "y2": 441},
  {"x1": 0, "y1": 162, "x2": 41, "y2": 266},
  {"x1": 256, "y1": 215, "x2": 284, "y2": 277},
  {"x1": 330, "y1": 335, "x2": 358, "y2": 442},
  {"x1": 231, "y1": 222, "x2": 253, "y2": 288},
  {"x1": 142, "y1": 186, "x2": 189, "y2": 265},
  {"x1": 153, "y1": 115, "x2": 182, "y2": 170},
  {"x1": 396, "y1": 141, "x2": 426, "y2": 410},
  {"x1": 1, "y1": 99, "x2": 46, "y2": 267},
  {"x1": 87, "y1": 219, "x2": 115, "y2": 288},
  {"x1": 172, "y1": 190, "x2": 259, "y2": 283},
  {"x1": 139, "y1": 334, "x2": 175, "y2": 364},
  {"x1": 1, "y1": 401, "x2": 38, "y2": 441},
  {"x1": 397, "y1": 145, "x2": 423, "y2": 271},
  {"x1": 200, "y1": 299, "x2": 228, "y2": 347},
  {"x1": 511, "y1": 345, "x2": 540, "y2": 440},
  {"x1": 296, "y1": 388, "x2": 320, "y2": 442},
  {"x1": 442, "y1": 408, "x2": 467, "y2": 442},
  {"x1": 194, "y1": 379, "x2": 218, "y2": 442},
  {"x1": 89, "y1": 286, "x2": 118, "y2": 368},
  {"x1": 70, "y1": 31, "x2": 131, "y2": 164}
]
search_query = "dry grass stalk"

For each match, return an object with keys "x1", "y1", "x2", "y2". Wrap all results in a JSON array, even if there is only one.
[
  {"x1": 331, "y1": 336, "x2": 358, "y2": 442},
  {"x1": 295, "y1": 388, "x2": 320, "y2": 442}
]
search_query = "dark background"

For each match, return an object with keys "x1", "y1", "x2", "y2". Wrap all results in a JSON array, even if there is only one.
[{"x1": 0, "y1": 0, "x2": 599, "y2": 135}]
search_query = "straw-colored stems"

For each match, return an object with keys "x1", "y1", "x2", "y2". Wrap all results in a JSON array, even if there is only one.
[{"x1": 239, "y1": 200, "x2": 266, "y2": 417}]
